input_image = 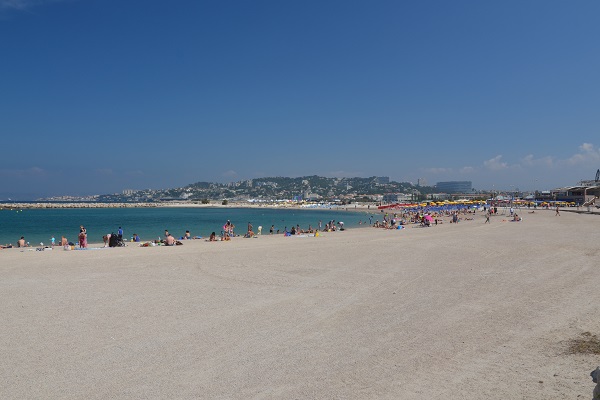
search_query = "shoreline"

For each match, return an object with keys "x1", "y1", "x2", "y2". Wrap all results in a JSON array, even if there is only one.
[
  {"x1": 0, "y1": 201, "x2": 379, "y2": 213},
  {"x1": 0, "y1": 206, "x2": 590, "y2": 251},
  {"x1": 0, "y1": 206, "x2": 376, "y2": 248}
]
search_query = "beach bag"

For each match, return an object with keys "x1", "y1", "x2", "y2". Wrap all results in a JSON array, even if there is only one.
[{"x1": 109, "y1": 233, "x2": 119, "y2": 247}]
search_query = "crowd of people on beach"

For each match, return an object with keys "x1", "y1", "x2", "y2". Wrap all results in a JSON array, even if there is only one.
[
  {"x1": 1, "y1": 204, "x2": 544, "y2": 251},
  {"x1": 1, "y1": 234, "x2": 71, "y2": 250},
  {"x1": 1, "y1": 215, "x2": 349, "y2": 250},
  {"x1": 370, "y1": 207, "x2": 481, "y2": 230}
]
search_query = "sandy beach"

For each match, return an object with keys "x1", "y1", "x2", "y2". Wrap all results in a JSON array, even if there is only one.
[{"x1": 1, "y1": 209, "x2": 599, "y2": 399}]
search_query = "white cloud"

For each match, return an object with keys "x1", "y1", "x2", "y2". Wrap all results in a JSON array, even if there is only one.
[
  {"x1": 567, "y1": 143, "x2": 600, "y2": 165},
  {"x1": 518, "y1": 142, "x2": 600, "y2": 169},
  {"x1": 221, "y1": 170, "x2": 238, "y2": 179},
  {"x1": 29, "y1": 166, "x2": 45, "y2": 174},
  {"x1": 417, "y1": 143, "x2": 599, "y2": 190},
  {"x1": 521, "y1": 154, "x2": 554, "y2": 167},
  {"x1": 421, "y1": 142, "x2": 597, "y2": 177},
  {"x1": 483, "y1": 155, "x2": 508, "y2": 171}
]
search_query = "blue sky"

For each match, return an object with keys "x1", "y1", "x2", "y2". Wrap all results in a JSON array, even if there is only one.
[{"x1": 1, "y1": 0, "x2": 599, "y2": 199}]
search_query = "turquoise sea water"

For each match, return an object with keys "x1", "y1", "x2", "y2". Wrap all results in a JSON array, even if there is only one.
[{"x1": 0, "y1": 207, "x2": 373, "y2": 246}]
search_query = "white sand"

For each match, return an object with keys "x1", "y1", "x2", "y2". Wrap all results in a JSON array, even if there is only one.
[{"x1": 1, "y1": 209, "x2": 599, "y2": 399}]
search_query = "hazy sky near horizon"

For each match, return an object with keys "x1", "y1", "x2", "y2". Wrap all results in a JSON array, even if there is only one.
[{"x1": 1, "y1": 0, "x2": 599, "y2": 199}]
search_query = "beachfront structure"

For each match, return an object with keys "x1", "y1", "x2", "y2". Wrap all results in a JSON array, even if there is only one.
[
  {"x1": 545, "y1": 185, "x2": 600, "y2": 204},
  {"x1": 543, "y1": 169, "x2": 600, "y2": 204},
  {"x1": 435, "y1": 181, "x2": 472, "y2": 194},
  {"x1": 429, "y1": 192, "x2": 485, "y2": 201},
  {"x1": 382, "y1": 192, "x2": 419, "y2": 203}
]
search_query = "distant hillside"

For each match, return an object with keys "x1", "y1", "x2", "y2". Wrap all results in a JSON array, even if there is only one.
[{"x1": 42, "y1": 176, "x2": 436, "y2": 202}]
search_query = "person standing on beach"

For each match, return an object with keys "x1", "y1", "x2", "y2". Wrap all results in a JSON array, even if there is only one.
[
  {"x1": 79, "y1": 226, "x2": 87, "y2": 248},
  {"x1": 224, "y1": 220, "x2": 235, "y2": 237},
  {"x1": 270, "y1": 225, "x2": 274, "y2": 235},
  {"x1": 223, "y1": 221, "x2": 229, "y2": 235},
  {"x1": 485, "y1": 212, "x2": 490, "y2": 224},
  {"x1": 117, "y1": 227, "x2": 123, "y2": 240},
  {"x1": 555, "y1": 206, "x2": 560, "y2": 216}
]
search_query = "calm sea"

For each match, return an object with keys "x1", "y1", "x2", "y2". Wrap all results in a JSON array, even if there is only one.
[{"x1": 0, "y1": 207, "x2": 374, "y2": 246}]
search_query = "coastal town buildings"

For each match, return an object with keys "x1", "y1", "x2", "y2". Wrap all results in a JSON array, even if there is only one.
[{"x1": 542, "y1": 169, "x2": 600, "y2": 204}]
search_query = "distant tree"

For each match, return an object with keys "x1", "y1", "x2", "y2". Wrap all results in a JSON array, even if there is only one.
[
  {"x1": 201, "y1": 199, "x2": 210, "y2": 204},
  {"x1": 222, "y1": 200, "x2": 228, "y2": 205}
]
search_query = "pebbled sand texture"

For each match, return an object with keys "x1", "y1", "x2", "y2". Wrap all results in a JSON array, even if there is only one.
[{"x1": 1, "y1": 209, "x2": 599, "y2": 399}]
